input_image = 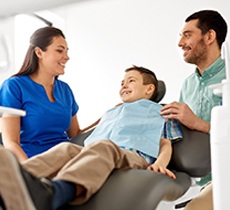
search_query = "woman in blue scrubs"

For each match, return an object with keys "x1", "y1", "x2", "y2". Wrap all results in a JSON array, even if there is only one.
[{"x1": 0, "y1": 26, "x2": 87, "y2": 162}]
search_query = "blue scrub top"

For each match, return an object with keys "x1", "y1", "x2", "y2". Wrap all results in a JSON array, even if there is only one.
[{"x1": 0, "y1": 75, "x2": 79, "y2": 157}]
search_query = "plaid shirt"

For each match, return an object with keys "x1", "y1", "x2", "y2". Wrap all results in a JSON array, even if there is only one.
[
  {"x1": 122, "y1": 119, "x2": 183, "y2": 165},
  {"x1": 162, "y1": 119, "x2": 182, "y2": 142}
]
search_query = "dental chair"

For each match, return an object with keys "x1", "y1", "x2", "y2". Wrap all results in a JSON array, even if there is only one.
[{"x1": 59, "y1": 81, "x2": 211, "y2": 210}]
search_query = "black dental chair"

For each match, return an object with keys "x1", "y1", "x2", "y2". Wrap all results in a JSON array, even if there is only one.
[{"x1": 59, "y1": 80, "x2": 211, "y2": 210}]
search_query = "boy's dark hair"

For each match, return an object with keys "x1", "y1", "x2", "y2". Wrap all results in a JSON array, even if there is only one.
[
  {"x1": 125, "y1": 65, "x2": 158, "y2": 102},
  {"x1": 186, "y1": 10, "x2": 227, "y2": 49}
]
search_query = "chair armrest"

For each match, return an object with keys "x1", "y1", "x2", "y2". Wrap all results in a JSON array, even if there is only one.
[
  {"x1": 170, "y1": 123, "x2": 211, "y2": 177},
  {"x1": 70, "y1": 129, "x2": 94, "y2": 146}
]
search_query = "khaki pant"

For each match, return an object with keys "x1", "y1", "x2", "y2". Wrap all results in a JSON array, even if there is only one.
[
  {"x1": 184, "y1": 183, "x2": 213, "y2": 210},
  {"x1": 22, "y1": 140, "x2": 148, "y2": 205}
]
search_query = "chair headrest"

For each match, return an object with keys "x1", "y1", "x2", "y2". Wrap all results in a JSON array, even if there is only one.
[{"x1": 153, "y1": 80, "x2": 166, "y2": 103}]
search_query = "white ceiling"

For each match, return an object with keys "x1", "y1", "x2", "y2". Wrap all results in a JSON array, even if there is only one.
[{"x1": 0, "y1": 0, "x2": 87, "y2": 18}]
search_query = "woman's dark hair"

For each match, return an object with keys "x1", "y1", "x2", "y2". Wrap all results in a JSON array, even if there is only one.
[
  {"x1": 186, "y1": 10, "x2": 227, "y2": 49},
  {"x1": 14, "y1": 26, "x2": 65, "y2": 76},
  {"x1": 125, "y1": 65, "x2": 158, "y2": 102}
]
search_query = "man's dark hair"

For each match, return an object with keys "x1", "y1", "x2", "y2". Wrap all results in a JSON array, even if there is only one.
[{"x1": 186, "y1": 10, "x2": 227, "y2": 49}]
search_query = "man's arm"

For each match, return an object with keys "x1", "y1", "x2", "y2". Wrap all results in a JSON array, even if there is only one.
[
  {"x1": 160, "y1": 102, "x2": 210, "y2": 133},
  {"x1": 147, "y1": 138, "x2": 176, "y2": 179}
]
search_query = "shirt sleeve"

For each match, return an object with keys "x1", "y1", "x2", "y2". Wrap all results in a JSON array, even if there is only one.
[
  {"x1": 161, "y1": 119, "x2": 183, "y2": 142},
  {"x1": 61, "y1": 81, "x2": 79, "y2": 116},
  {"x1": 0, "y1": 78, "x2": 22, "y2": 109}
]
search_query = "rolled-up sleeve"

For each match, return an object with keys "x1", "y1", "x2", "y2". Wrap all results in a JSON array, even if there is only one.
[{"x1": 161, "y1": 119, "x2": 183, "y2": 142}]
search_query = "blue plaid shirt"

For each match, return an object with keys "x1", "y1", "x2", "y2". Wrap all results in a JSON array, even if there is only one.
[
  {"x1": 122, "y1": 119, "x2": 182, "y2": 165},
  {"x1": 162, "y1": 119, "x2": 182, "y2": 142}
]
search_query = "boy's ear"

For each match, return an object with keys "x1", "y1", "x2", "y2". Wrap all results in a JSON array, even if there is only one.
[{"x1": 146, "y1": 84, "x2": 155, "y2": 96}]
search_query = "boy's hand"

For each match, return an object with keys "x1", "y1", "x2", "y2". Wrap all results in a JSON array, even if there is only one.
[{"x1": 147, "y1": 163, "x2": 176, "y2": 179}]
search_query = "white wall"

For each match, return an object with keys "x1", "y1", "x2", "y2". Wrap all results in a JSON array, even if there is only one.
[
  {"x1": 14, "y1": 12, "x2": 66, "y2": 72},
  {"x1": 2, "y1": 0, "x2": 230, "y2": 128},
  {"x1": 48, "y1": 0, "x2": 230, "y2": 128},
  {"x1": 0, "y1": 17, "x2": 16, "y2": 80}
]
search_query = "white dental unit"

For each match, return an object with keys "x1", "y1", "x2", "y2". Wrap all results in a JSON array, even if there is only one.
[{"x1": 211, "y1": 42, "x2": 230, "y2": 210}]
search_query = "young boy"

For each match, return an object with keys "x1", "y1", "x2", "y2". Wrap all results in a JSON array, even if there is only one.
[{"x1": 0, "y1": 66, "x2": 182, "y2": 210}]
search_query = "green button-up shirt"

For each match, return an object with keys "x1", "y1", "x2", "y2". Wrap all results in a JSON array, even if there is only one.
[
  {"x1": 179, "y1": 56, "x2": 226, "y2": 186},
  {"x1": 180, "y1": 57, "x2": 225, "y2": 123}
]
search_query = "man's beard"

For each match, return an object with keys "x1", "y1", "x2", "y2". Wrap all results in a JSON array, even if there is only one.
[{"x1": 185, "y1": 38, "x2": 207, "y2": 65}]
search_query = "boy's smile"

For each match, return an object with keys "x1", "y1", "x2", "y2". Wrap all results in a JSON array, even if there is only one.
[{"x1": 120, "y1": 70, "x2": 155, "y2": 103}]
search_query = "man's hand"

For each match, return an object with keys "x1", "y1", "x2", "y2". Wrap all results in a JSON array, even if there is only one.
[
  {"x1": 147, "y1": 163, "x2": 176, "y2": 179},
  {"x1": 160, "y1": 102, "x2": 210, "y2": 133},
  {"x1": 160, "y1": 102, "x2": 196, "y2": 126}
]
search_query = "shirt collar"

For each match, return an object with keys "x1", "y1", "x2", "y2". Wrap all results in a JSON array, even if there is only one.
[{"x1": 195, "y1": 56, "x2": 225, "y2": 79}]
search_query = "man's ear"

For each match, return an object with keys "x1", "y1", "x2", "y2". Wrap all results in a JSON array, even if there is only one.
[
  {"x1": 146, "y1": 84, "x2": 155, "y2": 96},
  {"x1": 34, "y1": 47, "x2": 43, "y2": 59},
  {"x1": 206, "y1": 29, "x2": 216, "y2": 45}
]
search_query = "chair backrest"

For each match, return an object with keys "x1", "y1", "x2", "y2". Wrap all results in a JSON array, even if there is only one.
[
  {"x1": 170, "y1": 123, "x2": 211, "y2": 177},
  {"x1": 71, "y1": 129, "x2": 94, "y2": 146}
]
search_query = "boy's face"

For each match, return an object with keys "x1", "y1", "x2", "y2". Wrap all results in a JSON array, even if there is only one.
[{"x1": 120, "y1": 70, "x2": 155, "y2": 103}]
